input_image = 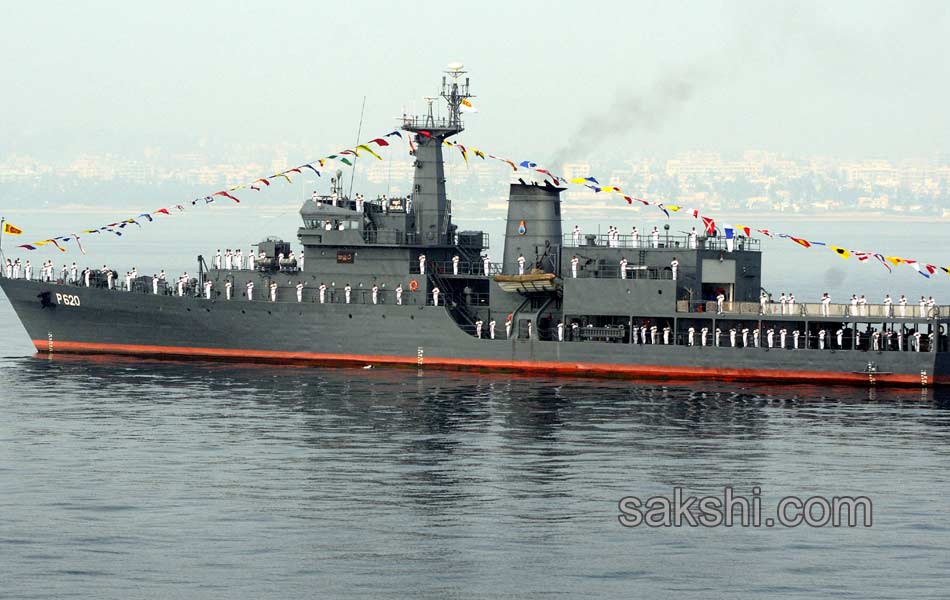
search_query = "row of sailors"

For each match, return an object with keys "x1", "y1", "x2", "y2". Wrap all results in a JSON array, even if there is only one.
[
  {"x1": 569, "y1": 256, "x2": 680, "y2": 280},
  {"x1": 211, "y1": 249, "x2": 304, "y2": 270},
  {"x1": 570, "y1": 225, "x2": 700, "y2": 249},
  {"x1": 191, "y1": 279, "x2": 447, "y2": 307},
  {"x1": 812, "y1": 293, "x2": 936, "y2": 317},
  {"x1": 418, "y1": 254, "x2": 492, "y2": 276},
  {"x1": 568, "y1": 324, "x2": 933, "y2": 351}
]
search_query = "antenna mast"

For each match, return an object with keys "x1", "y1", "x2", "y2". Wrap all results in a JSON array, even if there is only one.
[{"x1": 441, "y1": 61, "x2": 472, "y2": 131}]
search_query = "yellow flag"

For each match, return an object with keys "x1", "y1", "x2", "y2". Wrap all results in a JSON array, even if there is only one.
[
  {"x1": 356, "y1": 144, "x2": 382, "y2": 160},
  {"x1": 831, "y1": 246, "x2": 851, "y2": 259},
  {"x1": 569, "y1": 177, "x2": 587, "y2": 184},
  {"x1": 885, "y1": 256, "x2": 904, "y2": 266},
  {"x1": 2, "y1": 222, "x2": 23, "y2": 235}
]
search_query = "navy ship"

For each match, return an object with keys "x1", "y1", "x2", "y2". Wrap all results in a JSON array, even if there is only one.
[{"x1": 1, "y1": 67, "x2": 948, "y2": 387}]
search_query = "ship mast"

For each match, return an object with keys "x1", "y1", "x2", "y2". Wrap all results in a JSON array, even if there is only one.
[{"x1": 401, "y1": 62, "x2": 474, "y2": 246}]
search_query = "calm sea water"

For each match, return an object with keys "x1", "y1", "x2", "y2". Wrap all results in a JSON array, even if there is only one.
[{"x1": 3, "y1": 217, "x2": 950, "y2": 598}]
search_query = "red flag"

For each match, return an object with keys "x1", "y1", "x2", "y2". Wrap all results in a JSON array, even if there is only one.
[
  {"x1": 756, "y1": 229, "x2": 773, "y2": 238},
  {"x1": 418, "y1": 130, "x2": 432, "y2": 138},
  {"x1": 789, "y1": 236, "x2": 811, "y2": 248},
  {"x1": 154, "y1": 208, "x2": 170, "y2": 215},
  {"x1": 622, "y1": 195, "x2": 633, "y2": 205},
  {"x1": 254, "y1": 178, "x2": 270, "y2": 186},
  {"x1": 286, "y1": 167, "x2": 302, "y2": 175},
  {"x1": 370, "y1": 138, "x2": 389, "y2": 147},
  {"x1": 213, "y1": 191, "x2": 241, "y2": 203},
  {"x1": 701, "y1": 216, "x2": 716, "y2": 235}
]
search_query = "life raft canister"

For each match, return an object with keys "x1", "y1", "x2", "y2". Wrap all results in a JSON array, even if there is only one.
[{"x1": 409, "y1": 279, "x2": 419, "y2": 291}]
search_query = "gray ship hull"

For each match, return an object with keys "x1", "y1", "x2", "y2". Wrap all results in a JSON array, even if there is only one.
[{"x1": 2, "y1": 278, "x2": 943, "y2": 387}]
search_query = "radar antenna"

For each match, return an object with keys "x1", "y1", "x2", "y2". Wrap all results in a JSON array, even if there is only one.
[{"x1": 441, "y1": 61, "x2": 473, "y2": 131}]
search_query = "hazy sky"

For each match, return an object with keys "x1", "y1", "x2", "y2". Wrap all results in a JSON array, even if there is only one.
[{"x1": 2, "y1": 0, "x2": 948, "y2": 163}]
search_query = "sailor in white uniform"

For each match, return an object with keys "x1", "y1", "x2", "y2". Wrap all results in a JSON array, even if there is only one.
[
  {"x1": 572, "y1": 225, "x2": 582, "y2": 246},
  {"x1": 670, "y1": 258, "x2": 679, "y2": 281},
  {"x1": 793, "y1": 330, "x2": 800, "y2": 349},
  {"x1": 214, "y1": 249, "x2": 222, "y2": 269},
  {"x1": 319, "y1": 283, "x2": 327, "y2": 304},
  {"x1": 235, "y1": 249, "x2": 243, "y2": 270},
  {"x1": 246, "y1": 281, "x2": 254, "y2": 301},
  {"x1": 780, "y1": 293, "x2": 787, "y2": 315},
  {"x1": 855, "y1": 329, "x2": 862, "y2": 350},
  {"x1": 716, "y1": 292, "x2": 725, "y2": 315},
  {"x1": 225, "y1": 280, "x2": 232, "y2": 300},
  {"x1": 818, "y1": 329, "x2": 826, "y2": 350},
  {"x1": 701, "y1": 327, "x2": 708, "y2": 347},
  {"x1": 452, "y1": 254, "x2": 460, "y2": 275},
  {"x1": 760, "y1": 292, "x2": 768, "y2": 314},
  {"x1": 619, "y1": 257, "x2": 628, "y2": 280},
  {"x1": 84, "y1": 268, "x2": 91, "y2": 287},
  {"x1": 557, "y1": 321, "x2": 564, "y2": 342},
  {"x1": 482, "y1": 254, "x2": 490, "y2": 277},
  {"x1": 489, "y1": 319, "x2": 496, "y2": 339},
  {"x1": 788, "y1": 293, "x2": 796, "y2": 315},
  {"x1": 849, "y1": 294, "x2": 858, "y2": 316},
  {"x1": 344, "y1": 283, "x2": 352, "y2": 304},
  {"x1": 640, "y1": 325, "x2": 647, "y2": 345},
  {"x1": 836, "y1": 329, "x2": 844, "y2": 348},
  {"x1": 505, "y1": 316, "x2": 512, "y2": 339},
  {"x1": 152, "y1": 275, "x2": 160, "y2": 295},
  {"x1": 12, "y1": 259, "x2": 20, "y2": 279},
  {"x1": 571, "y1": 255, "x2": 579, "y2": 279},
  {"x1": 753, "y1": 328, "x2": 760, "y2": 348},
  {"x1": 651, "y1": 226, "x2": 659, "y2": 248},
  {"x1": 927, "y1": 296, "x2": 935, "y2": 316},
  {"x1": 204, "y1": 280, "x2": 213, "y2": 299},
  {"x1": 730, "y1": 328, "x2": 737, "y2": 347},
  {"x1": 650, "y1": 325, "x2": 658, "y2": 345},
  {"x1": 741, "y1": 327, "x2": 749, "y2": 347},
  {"x1": 418, "y1": 254, "x2": 426, "y2": 275},
  {"x1": 687, "y1": 326, "x2": 695, "y2": 346},
  {"x1": 517, "y1": 254, "x2": 526, "y2": 275},
  {"x1": 820, "y1": 292, "x2": 831, "y2": 317},
  {"x1": 689, "y1": 227, "x2": 698, "y2": 249},
  {"x1": 713, "y1": 327, "x2": 721, "y2": 347},
  {"x1": 766, "y1": 329, "x2": 774, "y2": 348},
  {"x1": 919, "y1": 296, "x2": 927, "y2": 318},
  {"x1": 248, "y1": 248, "x2": 256, "y2": 270},
  {"x1": 631, "y1": 226, "x2": 639, "y2": 247},
  {"x1": 663, "y1": 326, "x2": 671, "y2": 345},
  {"x1": 60, "y1": 264, "x2": 68, "y2": 281},
  {"x1": 898, "y1": 295, "x2": 907, "y2": 317},
  {"x1": 225, "y1": 250, "x2": 234, "y2": 270},
  {"x1": 70, "y1": 263, "x2": 78, "y2": 283},
  {"x1": 24, "y1": 260, "x2": 32, "y2": 280},
  {"x1": 632, "y1": 325, "x2": 639, "y2": 344},
  {"x1": 395, "y1": 284, "x2": 403, "y2": 305},
  {"x1": 105, "y1": 268, "x2": 114, "y2": 290},
  {"x1": 779, "y1": 328, "x2": 787, "y2": 349},
  {"x1": 432, "y1": 286, "x2": 440, "y2": 306},
  {"x1": 883, "y1": 294, "x2": 892, "y2": 317},
  {"x1": 270, "y1": 281, "x2": 277, "y2": 302},
  {"x1": 176, "y1": 275, "x2": 185, "y2": 297},
  {"x1": 371, "y1": 284, "x2": 379, "y2": 305},
  {"x1": 858, "y1": 294, "x2": 866, "y2": 316},
  {"x1": 475, "y1": 319, "x2": 483, "y2": 338}
]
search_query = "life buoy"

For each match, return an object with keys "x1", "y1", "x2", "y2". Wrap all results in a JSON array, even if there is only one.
[{"x1": 408, "y1": 279, "x2": 419, "y2": 292}]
